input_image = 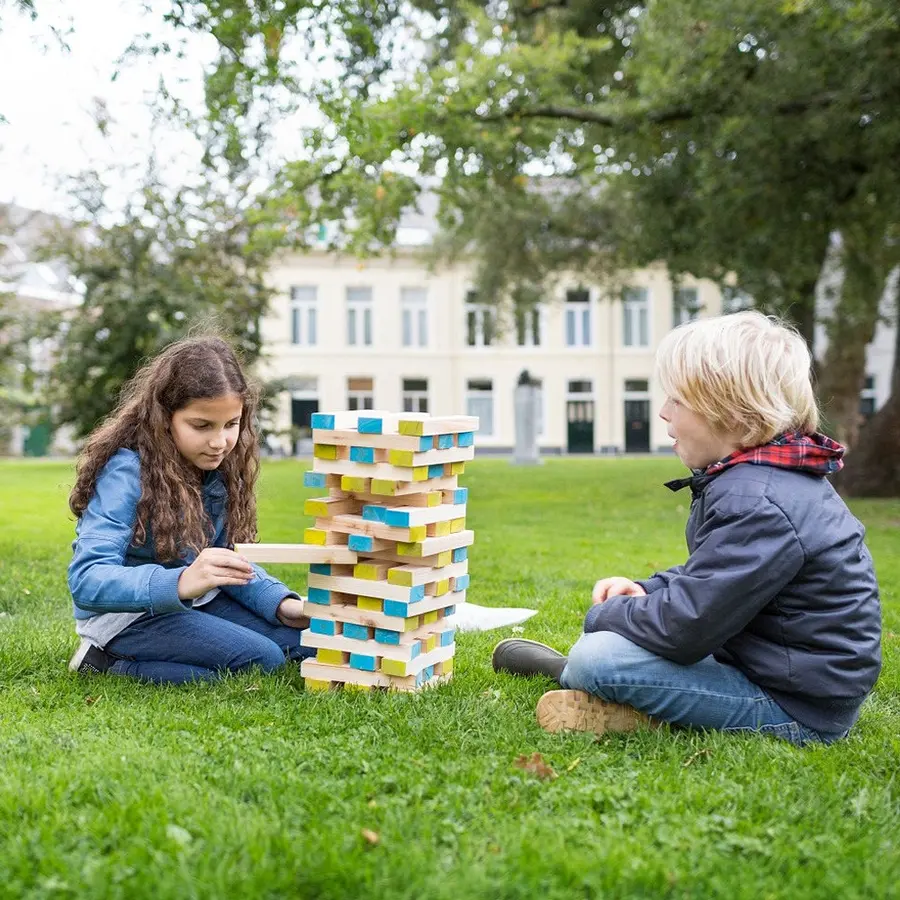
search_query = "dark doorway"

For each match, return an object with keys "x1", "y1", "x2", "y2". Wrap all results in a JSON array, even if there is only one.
[
  {"x1": 566, "y1": 399, "x2": 594, "y2": 453},
  {"x1": 624, "y1": 399, "x2": 650, "y2": 453},
  {"x1": 291, "y1": 398, "x2": 318, "y2": 455}
]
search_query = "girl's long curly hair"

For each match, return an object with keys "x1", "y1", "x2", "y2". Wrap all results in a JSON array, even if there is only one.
[{"x1": 69, "y1": 335, "x2": 260, "y2": 561}]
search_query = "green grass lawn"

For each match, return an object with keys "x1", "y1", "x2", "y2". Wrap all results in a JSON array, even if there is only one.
[{"x1": 0, "y1": 458, "x2": 898, "y2": 899}]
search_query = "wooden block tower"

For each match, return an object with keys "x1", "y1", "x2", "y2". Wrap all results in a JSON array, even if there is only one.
[{"x1": 238, "y1": 411, "x2": 478, "y2": 692}]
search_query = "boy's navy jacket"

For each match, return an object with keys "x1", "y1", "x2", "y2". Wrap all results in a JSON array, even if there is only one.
[
  {"x1": 584, "y1": 434, "x2": 882, "y2": 734},
  {"x1": 69, "y1": 448, "x2": 297, "y2": 625}
]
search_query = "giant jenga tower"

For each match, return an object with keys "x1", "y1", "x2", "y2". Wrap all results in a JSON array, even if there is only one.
[{"x1": 238, "y1": 411, "x2": 478, "y2": 692}]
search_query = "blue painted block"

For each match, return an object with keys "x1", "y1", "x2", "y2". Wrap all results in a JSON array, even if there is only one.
[
  {"x1": 410, "y1": 642, "x2": 421, "y2": 660},
  {"x1": 348, "y1": 534, "x2": 375, "y2": 551},
  {"x1": 410, "y1": 584, "x2": 425, "y2": 602},
  {"x1": 444, "y1": 605, "x2": 456, "y2": 616},
  {"x1": 451, "y1": 547, "x2": 468, "y2": 563},
  {"x1": 343, "y1": 622, "x2": 370, "y2": 641},
  {"x1": 424, "y1": 665, "x2": 435, "y2": 680},
  {"x1": 309, "y1": 618, "x2": 336, "y2": 635},
  {"x1": 383, "y1": 508, "x2": 410, "y2": 527},
  {"x1": 457, "y1": 431, "x2": 475, "y2": 447},
  {"x1": 303, "y1": 471, "x2": 327, "y2": 488},
  {"x1": 309, "y1": 563, "x2": 331, "y2": 576},
  {"x1": 427, "y1": 463, "x2": 444, "y2": 477},
  {"x1": 307, "y1": 587, "x2": 331, "y2": 605},
  {"x1": 350, "y1": 653, "x2": 377, "y2": 671},
  {"x1": 350, "y1": 446, "x2": 375, "y2": 464},
  {"x1": 416, "y1": 670, "x2": 426, "y2": 686},
  {"x1": 450, "y1": 487, "x2": 468, "y2": 504},
  {"x1": 454, "y1": 574, "x2": 471, "y2": 591},
  {"x1": 384, "y1": 599, "x2": 408, "y2": 618},
  {"x1": 419, "y1": 436, "x2": 434, "y2": 451},
  {"x1": 357, "y1": 416, "x2": 384, "y2": 434},
  {"x1": 362, "y1": 505, "x2": 387, "y2": 522},
  {"x1": 374, "y1": 628, "x2": 401, "y2": 645},
  {"x1": 437, "y1": 433, "x2": 454, "y2": 450},
  {"x1": 440, "y1": 629, "x2": 455, "y2": 647},
  {"x1": 310, "y1": 413, "x2": 335, "y2": 430}
]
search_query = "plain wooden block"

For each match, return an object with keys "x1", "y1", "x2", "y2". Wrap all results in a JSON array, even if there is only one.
[
  {"x1": 369, "y1": 475, "x2": 459, "y2": 496},
  {"x1": 387, "y1": 445, "x2": 475, "y2": 468},
  {"x1": 311, "y1": 428, "x2": 429, "y2": 452},
  {"x1": 398, "y1": 415, "x2": 479, "y2": 436},
  {"x1": 315, "y1": 514, "x2": 427, "y2": 544},
  {"x1": 235, "y1": 543, "x2": 358, "y2": 565},
  {"x1": 308, "y1": 571, "x2": 424, "y2": 602}
]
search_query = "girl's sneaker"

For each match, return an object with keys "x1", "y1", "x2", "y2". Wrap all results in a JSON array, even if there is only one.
[
  {"x1": 68, "y1": 640, "x2": 112, "y2": 675},
  {"x1": 536, "y1": 689, "x2": 650, "y2": 736}
]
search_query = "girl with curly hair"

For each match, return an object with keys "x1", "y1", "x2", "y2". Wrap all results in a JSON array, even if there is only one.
[{"x1": 66, "y1": 335, "x2": 313, "y2": 683}]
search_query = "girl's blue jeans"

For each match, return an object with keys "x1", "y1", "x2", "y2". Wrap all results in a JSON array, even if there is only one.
[
  {"x1": 104, "y1": 593, "x2": 315, "y2": 684},
  {"x1": 560, "y1": 631, "x2": 846, "y2": 746}
]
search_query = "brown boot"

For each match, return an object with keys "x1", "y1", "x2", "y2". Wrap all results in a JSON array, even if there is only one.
[{"x1": 536, "y1": 689, "x2": 650, "y2": 736}]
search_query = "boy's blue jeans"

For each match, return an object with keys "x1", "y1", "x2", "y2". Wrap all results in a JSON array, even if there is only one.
[
  {"x1": 104, "y1": 594, "x2": 315, "y2": 684},
  {"x1": 560, "y1": 631, "x2": 845, "y2": 746}
]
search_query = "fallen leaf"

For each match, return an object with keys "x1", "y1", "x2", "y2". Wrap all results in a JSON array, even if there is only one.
[
  {"x1": 361, "y1": 828, "x2": 380, "y2": 845},
  {"x1": 514, "y1": 752, "x2": 557, "y2": 780}
]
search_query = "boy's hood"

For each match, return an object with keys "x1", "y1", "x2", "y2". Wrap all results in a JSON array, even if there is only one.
[{"x1": 666, "y1": 431, "x2": 845, "y2": 493}]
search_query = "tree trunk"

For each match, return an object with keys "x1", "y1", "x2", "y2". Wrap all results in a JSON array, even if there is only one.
[{"x1": 835, "y1": 307, "x2": 900, "y2": 497}]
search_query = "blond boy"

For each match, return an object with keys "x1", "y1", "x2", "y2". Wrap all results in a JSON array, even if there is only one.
[{"x1": 494, "y1": 312, "x2": 881, "y2": 745}]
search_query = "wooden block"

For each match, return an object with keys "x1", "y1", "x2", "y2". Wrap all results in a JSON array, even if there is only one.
[
  {"x1": 302, "y1": 642, "x2": 454, "y2": 679},
  {"x1": 357, "y1": 413, "x2": 404, "y2": 434},
  {"x1": 349, "y1": 446, "x2": 388, "y2": 464},
  {"x1": 299, "y1": 659, "x2": 452, "y2": 692},
  {"x1": 303, "y1": 471, "x2": 342, "y2": 490},
  {"x1": 456, "y1": 432, "x2": 475, "y2": 448},
  {"x1": 316, "y1": 648, "x2": 349, "y2": 666},
  {"x1": 304, "y1": 528, "x2": 348, "y2": 546},
  {"x1": 428, "y1": 521, "x2": 452, "y2": 538},
  {"x1": 365, "y1": 547, "x2": 453, "y2": 568},
  {"x1": 313, "y1": 458, "x2": 430, "y2": 483},
  {"x1": 428, "y1": 578, "x2": 451, "y2": 597},
  {"x1": 316, "y1": 514, "x2": 427, "y2": 544},
  {"x1": 340, "y1": 475, "x2": 371, "y2": 493},
  {"x1": 301, "y1": 630, "x2": 428, "y2": 663},
  {"x1": 308, "y1": 572, "x2": 425, "y2": 602},
  {"x1": 387, "y1": 560, "x2": 468, "y2": 588},
  {"x1": 436, "y1": 433, "x2": 454, "y2": 450},
  {"x1": 309, "y1": 563, "x2": 355, "y2": 577},
  {"x1": 357, "y1": 596, "x2": 384, "y2": 612},
  {"x1": 387, "y1": 446, "x2": 475, "y2": 468},
  {"x1": 304, "y1": 678, "x2": 333, "y2": 692},
  {"x1": 452, "y1": 574, "x2": 470, "y2": 591},
  {"x1": 395, "y1": 530, "x2": 475, "y2": 558},
  {"x1": 442, "y1": 488, "x2": 468, "y2": 505},
  {"x1": 235, "y1": 543, "x2": 358, "y2": 565},
  {"x1": 342, "y1": 622, "x2": 372, "y2": 641},
  {"x1": 314, "y1": 443, "x2": 349, "y2": 461},
  {"x1": 376, "y1": 503, "x2": 467, "y2": 529},
  {"x1": 382, "y1": 589, "x2": 466, "y2": 620},
  {"x1": 449, "y1": 517, "x2": 466, "y2": 533},
  {"x1": 347, "y1": 535, "x2": 394, "y2": 553},
  {"x1": 310, "y1": 411, "x2": 366, "y2": 430},
  {"x1": 448, "y1": 461, "x2": 466, "y2": 475},
  {"x1": 350, "y1": 490, "x2": 443, "y2": 509},
  {"x1": 311, "y1": 428, "x2": 429, "y2": 452},
  {"x1": 303, "y1": 496, "x2": 360, "y2": 517},
  {"x1": 398, "y1": 415, "x2": 479, "y2": 436},
  {"x1": 369, "y1": 476, "x2": 458, "y2": 496},
  {"x1": 353, "y1": 561, "x2": 393, "y2": 581}
]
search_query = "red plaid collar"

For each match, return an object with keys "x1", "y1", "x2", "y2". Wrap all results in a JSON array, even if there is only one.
[{"x1": 705, "y1": 431, "x2": 845, "y2": 477}]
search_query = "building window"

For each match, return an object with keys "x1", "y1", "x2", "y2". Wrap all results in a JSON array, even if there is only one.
[
  {"x1": 623, "y1": 288, "x2": 650, "y2": 347},
  {"x1": 290, "y1": 286, "x2": 317, "y2": 346},
  {"x1": 624, "y1": 379, "x2": 650, "y2": 394},
  {"x1": 347, "y1": 287, "x2": 373, "y2": 346},
  {"x1": 722, "y1": 287, "x2": 753, "y2": 314},
  {"x1": 515, "y1": 302, "x2": 542, "y2": 347},
  {"x1": 466, "y1": 378, "x2": 494, "y2": 436},
  {"x1": 567, "y1": 379, "x2": 593, "y2": 394},
  {"x1": 401, "y1": 287, "x2": 428, "y2": 348},
  {"x1": 860, "y1": 375, "x2": 877, "y2": 419},
  {"x1": 402, "y1": 378, "x2": 429, "y2": 413},
  {"x1": 673, "y1": 287, "x2": 700, "y2": 327},
  {"x1": 347, "y1": 376, "x2": 374, "y2": 410},
  {"x1": 565, "y1": 289, "x2": 591, "y2": 347},
  {"x1": 465, "y1": 291, "x2": 495, "y2": 346}
]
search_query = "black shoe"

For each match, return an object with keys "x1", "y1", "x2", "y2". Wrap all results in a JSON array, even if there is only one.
[
  {"x1": 68, "y1": 640, "x2": 112, "y2": 675},
  {"x1": 491, "y1": 638, "x2": 567, "y2": 682}
]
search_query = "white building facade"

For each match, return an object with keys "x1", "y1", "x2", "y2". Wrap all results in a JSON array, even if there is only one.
[{"x1": 260, "y1": 248, "x2": 727, "y2": 455}]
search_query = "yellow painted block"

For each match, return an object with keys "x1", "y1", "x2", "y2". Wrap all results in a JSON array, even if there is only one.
[
  {"x1": 434, "y1": 579, "x2": 450, "y2": 597},
  {"x1": 425, "y1": 635, "x2": 437, "y2": 653},
  {"x1": 412, "y1": 466, "x2": 429, "y2": 482},
  {"x1": 304, "y1": 498, "x2": 330, "y2": 517},
  {"x1": 371, "y1": 479, "x2": 398, "y2": 495},
  {"x1": 449, "y1": 461, "x2": 466, "y2": 475},
  {"x1": 450, "y1": 517, "x2": 466, "y2": 533},
  {"x1": 426, "y1": 492, "x2": 441, "y2": 507},
  {"x1": 304, "y1": 528, "x2": 327, "y2": 545},
  {"x1": 317, "y1": 648, "x2": 346, "y2": 665},
  {"x1": 401, "y1": 616, "x2": 420, "y2": 632},
  {"x1": 435, "y1": 551, "x2": 452, "y2": 567},
  {"x1": 357, "y1": 596, "x2": 383, "y2": 612},
  {"x1": 430, "y1": 521, "x2": 451, "y2": 537},
  {"x1": 388, "y1": 568, "x2": 413, "y2": 587},
  {"x1": 341, "y1": 475, "x2": 369, "y2": 492},
  {"x1": 408, "y1": 525, "x2": 427, "y2": 542},
  {"x1": 344, "y1": 682, "x2": 373, "y2": 693},
  {"x1": 314, "y1": 443, "x2": 338, "y2": 460},
  {"x1": 441, "y1": 657, "x2": 454, "y2": 675},
  {"x1": 354, "y1": 563, "x2": 384, "y2": 580},
  {"x1": 397, "y1": 541, "x2": 422, "y2": 557},
  {"x1": 388, "y1": 449, "x2": 414, "y2": 467},
  {"x1": 305, "y1": 678, "x2": 332, "y2": 692},
  {"x1": 381, "y1": 658, "x2": 410, "y2": 677},
  {"x1": 423, "y1": 610, "x2": 439, "y2": 625},
  {"x1": 398, "y1": 420, "x2": 424, "y2": 436}
]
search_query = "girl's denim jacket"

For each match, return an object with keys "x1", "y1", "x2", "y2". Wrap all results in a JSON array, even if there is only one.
[{"x1": 69, "y1": 448, "x2": 295, "y2": 625}]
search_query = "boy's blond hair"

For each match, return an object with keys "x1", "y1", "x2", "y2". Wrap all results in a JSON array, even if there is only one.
[{"x1": 656, "y1": 311, "x2": 819, "y2": 448}]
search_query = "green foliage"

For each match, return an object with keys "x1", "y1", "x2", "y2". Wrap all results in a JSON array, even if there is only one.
[{"x1": 1, "y1": 457, "x2": 898, "y2": 897}]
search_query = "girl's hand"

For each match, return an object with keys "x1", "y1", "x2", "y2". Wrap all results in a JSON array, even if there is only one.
[
  {"x1": 177, "y1": 548, "x2": 255, "y2": 600},
  {"x1": 591, "y1": 577, "x2": 647, "y2": 605},
  {"x1": 276, "y1": 596, "x2": 310, "y2": 629}
]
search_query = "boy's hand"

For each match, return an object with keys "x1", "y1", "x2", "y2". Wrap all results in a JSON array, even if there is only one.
[
  {"x1": 592, "y1": 577, "x2": 647, "y2": 605},
  {"x1": 177, "y1": 548, "x2": 254, "y2": 600},
  {"x1": 276, "y1": 596, "x2": 310, "y2": 629}
]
